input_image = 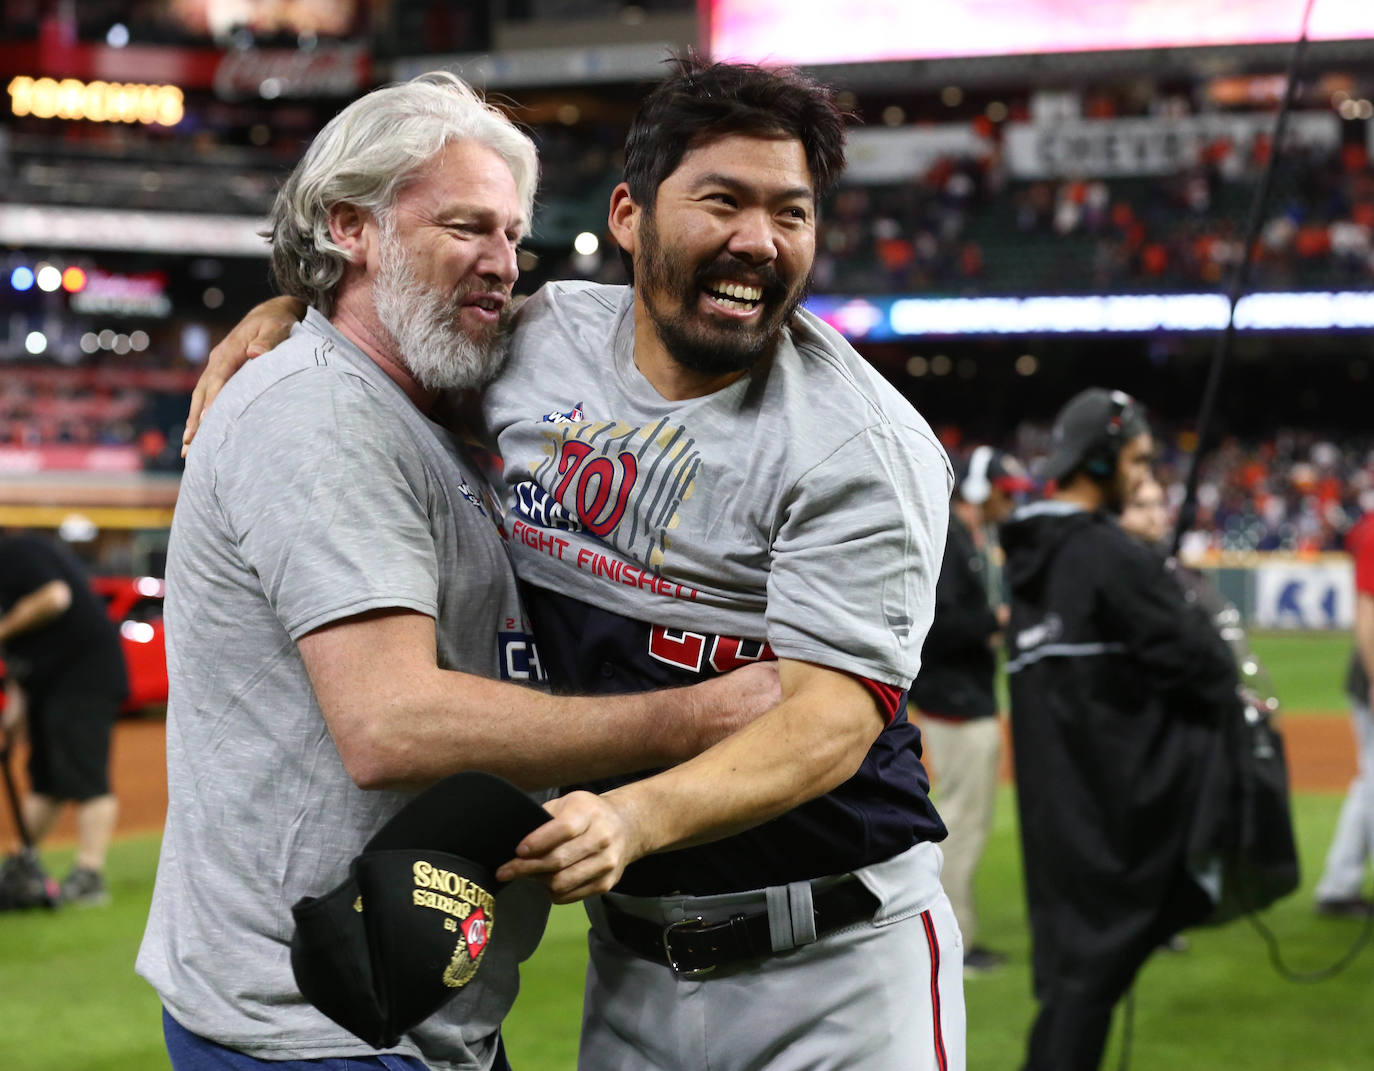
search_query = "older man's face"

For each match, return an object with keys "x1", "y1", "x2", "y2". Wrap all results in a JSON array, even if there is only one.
[{"x1": 372, "y1": 139, "x2": 524, "y2": 391}]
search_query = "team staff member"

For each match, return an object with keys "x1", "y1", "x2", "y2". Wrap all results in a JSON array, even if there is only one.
[
  {"x1": 0, "y1": 529, "x2": 127, "y2": 906},
  {"x1": 1000, "y1": 389, "x2": 1241, "y2": 1071},
  {"x1": 912, "y1": 446, "x2": 1029, "y2": 972},
  {"x1": 190, "y1": 59, "x2": 963, "y2": 1071},
  {"x1": 1312, "y1": 509, "x2": 1374, "y2": 916},
  {"x1": 141, "y1": 73, "x2": 777, "y2": 1071}
]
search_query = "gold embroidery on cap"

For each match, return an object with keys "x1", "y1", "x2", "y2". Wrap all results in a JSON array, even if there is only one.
[{"x1": 410, "y1": 860, "x2": 497, "y2": 989}]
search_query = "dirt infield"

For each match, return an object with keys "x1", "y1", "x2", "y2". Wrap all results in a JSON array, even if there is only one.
[
  {"x1": 4, "y1": 712, "x2": 1362, "y2": 848},
  {"x1": 989, "y1": 711, "x2": 1362, "y2": 796}
]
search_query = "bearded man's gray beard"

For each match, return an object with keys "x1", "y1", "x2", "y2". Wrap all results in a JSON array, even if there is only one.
[{"x1": 372, "y1": 218, "x2": 510, "y2": 393}]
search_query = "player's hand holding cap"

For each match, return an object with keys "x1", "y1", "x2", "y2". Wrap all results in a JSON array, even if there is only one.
[{"x1": 289, "y1": 771, "x2": 552, "y2": 1048}]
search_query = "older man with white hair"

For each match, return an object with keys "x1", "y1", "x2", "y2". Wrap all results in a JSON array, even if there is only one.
[{"x1": 137, "y1": 72, "x2": 774, "y2": 1071}]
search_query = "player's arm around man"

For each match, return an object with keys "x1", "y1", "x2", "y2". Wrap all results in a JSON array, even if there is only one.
[{"x1": 499, "y1": 657, "x2": 889, "y2": 901}]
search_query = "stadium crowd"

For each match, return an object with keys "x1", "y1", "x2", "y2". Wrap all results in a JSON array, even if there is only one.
[
  {"x1": 3, "y1": 357, "x2": 1364, "y2": 555},
  {"x1": 947, "y1": 425, "x2": 1374, "y2": 555},
  {"x1": 521, "y1": 101, "x2": 1374, "y2": 297}
]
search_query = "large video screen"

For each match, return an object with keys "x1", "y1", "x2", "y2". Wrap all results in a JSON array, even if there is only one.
[
  {"x1": 709, "y1": 0, "x2": 1374, "y2": 66},
  {"x1": 150, "y1": 0, "x2": 361, "y2": 40}
]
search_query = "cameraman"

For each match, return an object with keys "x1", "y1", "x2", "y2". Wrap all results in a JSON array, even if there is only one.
[{"x1": 1000, "y1": 389, "x2": 1241, "y2": 1071}]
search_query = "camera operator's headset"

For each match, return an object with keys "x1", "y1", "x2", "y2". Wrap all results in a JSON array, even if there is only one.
[{"x1": 1080, "y1": 390, "x2": 1141, "y2": 480}]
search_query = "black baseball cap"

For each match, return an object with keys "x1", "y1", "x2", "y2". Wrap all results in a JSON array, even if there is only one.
[
  {"x1": 1041, "y1": 388, "x2": 1149, "y2": 483},
  {"x1": 290, "y1": 771, "x2": 551, "y2": 1049}
]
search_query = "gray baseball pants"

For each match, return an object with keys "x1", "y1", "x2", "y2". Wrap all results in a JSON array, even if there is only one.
[{"x1": 577, "y1": 841, "x2": 964, "y2": 1071}]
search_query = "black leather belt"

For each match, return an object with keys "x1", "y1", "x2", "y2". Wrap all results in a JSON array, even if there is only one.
[{"x1": 601, "y1": 878, "x2": 879, "y2": 977}]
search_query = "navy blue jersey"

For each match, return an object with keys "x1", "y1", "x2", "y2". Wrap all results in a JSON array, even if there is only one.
[{"x1": 525, "y1": 583, "x2": 947, "y2": 896}]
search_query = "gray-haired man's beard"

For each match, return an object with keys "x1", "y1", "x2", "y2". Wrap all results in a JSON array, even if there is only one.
[{"x1": 373, "y1": 226, "x2": 510, "y2": 393}]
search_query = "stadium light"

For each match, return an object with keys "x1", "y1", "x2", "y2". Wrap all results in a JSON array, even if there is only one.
[
  {"x1": 805, "y1": 291, "x2": 1374, "y2": 339},
  {"x1": 121, "y1": 621, "x2": 156, "y2": 645},
  {"x1": 35, "y1": 263, "x2": 62, "y2": 292}
]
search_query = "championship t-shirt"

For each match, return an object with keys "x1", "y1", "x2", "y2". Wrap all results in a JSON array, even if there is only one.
[
  {"x1": 138, "y1": 310, "x2": 548, "y2": 1070},
  {"x1": 481, "y1": 281, "x2": 952, "y2": 894}
]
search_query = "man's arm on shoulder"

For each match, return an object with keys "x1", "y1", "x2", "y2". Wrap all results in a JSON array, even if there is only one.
[
  {"x1": 296, "y1": 607, "x2": 779, "y2": 792},
  {"x1": 495, "y1": 657, "x2": 885, "y2": 902},
  {"x1": 183, "y1": 295, "x2": 306, "y2": 455}
]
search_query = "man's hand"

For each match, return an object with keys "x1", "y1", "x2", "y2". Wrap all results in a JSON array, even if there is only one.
[
  {"x1": 496, "y1": 790, "x2": 643, "y2": 904},
  {"x1": 680, "y1": 660, "x2": 781, "y2": 754},
  {"x1": 182, "y1": 296, "x2": 306, "y2": 456}
]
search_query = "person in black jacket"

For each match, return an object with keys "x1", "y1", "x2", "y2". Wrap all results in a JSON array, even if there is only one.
[
  {"x1": 1000, "y1": 389, "x2": 1242, "y2": 1071},
  {"x1": 912, "y1": 446, "x2": 1029, "y2": 972},
  {"x1": 0, "y1": 530, "x2": 128, "y2": 907}
]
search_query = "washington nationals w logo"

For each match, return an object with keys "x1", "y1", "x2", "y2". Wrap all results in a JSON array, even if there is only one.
[
  {"x1": 551, "y1": 439, "x2": 638, "y2": 537},
  {"x1": 523, "y1": 415, "x2": 701, "y2": 569}
]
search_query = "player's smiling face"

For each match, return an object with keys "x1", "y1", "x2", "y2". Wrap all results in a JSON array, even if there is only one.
[{"x1": 621, "y1": 133, "x2": 817, "y2": 378}]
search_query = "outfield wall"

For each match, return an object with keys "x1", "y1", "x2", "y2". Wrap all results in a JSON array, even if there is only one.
[{"x1": 1189, "y1": 553, "x2": 1353, "y2": 630}]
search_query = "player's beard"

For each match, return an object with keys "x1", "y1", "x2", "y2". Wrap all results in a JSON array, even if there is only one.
[
  {"x1": 372, "y1": 216, "x2": 511, "y2": 393},
  {"x1": 635, "y1": 211, "x2": 809, "y2": 377}
]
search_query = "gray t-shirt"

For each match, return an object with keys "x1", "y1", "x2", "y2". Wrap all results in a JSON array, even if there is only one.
[
  {"x1": 137, "y1": 310, "x2": 548, "y2": 1070},
  {"x1": 483, "y1": 281, "x2": 951, "y2": 687}
]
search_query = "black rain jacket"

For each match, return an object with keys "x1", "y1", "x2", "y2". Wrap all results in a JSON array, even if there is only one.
[
  {"x1": 999, "y1": 501, "x2": 1241, "y2": 1001},
  {"x1": 911, "y1": 513, "x2": 1001, "y2": 721}
]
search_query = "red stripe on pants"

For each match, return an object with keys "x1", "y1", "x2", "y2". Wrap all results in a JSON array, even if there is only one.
[{"x1": 921, "y1": 909, "x2": 949, "y2": 1071}]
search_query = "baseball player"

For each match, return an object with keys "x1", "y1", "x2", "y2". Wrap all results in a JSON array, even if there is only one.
[
  {"x1": 480, "y1": 59, "x2": 961, "y2": 1071},
  {"x1": 188, "y1": 59, "x2": 964, "y2": 1071}
]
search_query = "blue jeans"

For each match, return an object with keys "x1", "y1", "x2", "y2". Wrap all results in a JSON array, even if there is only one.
[{"x1": 163, "y1": 1009, "x2": 512, "y2": 1071}]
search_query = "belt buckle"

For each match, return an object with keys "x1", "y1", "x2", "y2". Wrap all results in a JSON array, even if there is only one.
[{"x1": 662, "y1": 916, "x2": 716, "y2": 977}]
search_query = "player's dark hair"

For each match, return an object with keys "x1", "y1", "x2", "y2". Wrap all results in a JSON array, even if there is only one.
[{"x1": 619, "y1": 55, "x2": 848, "y2": 269}]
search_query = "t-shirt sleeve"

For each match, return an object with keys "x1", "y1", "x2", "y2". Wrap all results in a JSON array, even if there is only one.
[
  {"x1": 765, "y1": 423, "x2": 951, "y2": 686},
  {"x1": 211, "y1": 370, "x2": 441, "y2": 640},
  {"x1": 1355, "y1": 520, "x2": 1374, "y2": 596}
]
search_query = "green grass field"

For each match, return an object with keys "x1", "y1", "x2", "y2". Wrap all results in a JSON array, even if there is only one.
[
  {"x1": 1248, "y1": 631, "x2": 1354, "y2": 716},
  {"x1": 2, "y1": 630, "x2": 1370, "y2": 1070}
]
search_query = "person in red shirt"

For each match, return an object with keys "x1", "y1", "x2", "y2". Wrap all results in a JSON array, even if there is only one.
[{"x1": 1313, "y1": 512, "x2": 1374, "y2": 916}]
